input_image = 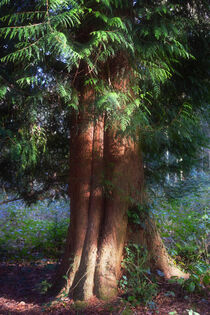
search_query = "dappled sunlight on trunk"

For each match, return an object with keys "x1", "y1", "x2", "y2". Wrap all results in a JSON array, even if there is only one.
[{"x1": 50, "y1": 81, "x2": 188, "y2": 302}]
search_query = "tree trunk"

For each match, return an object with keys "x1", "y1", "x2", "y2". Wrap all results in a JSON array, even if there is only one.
[
  {"x1": 51, "y1": 89, "x2": 95, "y2": 297},
  {"x1": 94, "y1": 129, "x2": 143, "y2": 300},
  {"x1": 51, "y1": 120, "x2": 188, "y2": 300},
  {"x1": 50, "y1": 66, "x2": 188, "y2": 301}
]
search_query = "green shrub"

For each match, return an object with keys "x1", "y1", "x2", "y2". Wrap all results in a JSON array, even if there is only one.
[{"x1": 120, "y1": 244, "x2": 158, "y2": 306}]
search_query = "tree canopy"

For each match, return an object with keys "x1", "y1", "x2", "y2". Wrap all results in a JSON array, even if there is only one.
[{"x1": 0, "y1": 0, "x2": 209, "y2": 202}]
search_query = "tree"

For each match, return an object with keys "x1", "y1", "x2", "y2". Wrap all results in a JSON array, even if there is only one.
[{"x1": 0, "y1": 0, "x2": 209, "y2": 301}]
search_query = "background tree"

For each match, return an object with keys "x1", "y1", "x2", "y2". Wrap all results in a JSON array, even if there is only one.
[{"x1": 0, "y1": 0, "x2": 209, "y2": 301}]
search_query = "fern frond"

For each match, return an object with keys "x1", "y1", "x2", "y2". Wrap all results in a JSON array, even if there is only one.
[
  {"x1": 48, "y1": 0, "x2": 73, "y2": 11},
  {"x1": 16, "y1": 76, "x2": 38, "y2": 88},
  {"x1": 0, "y1": 38, "x2": 43, "y2": 63},
  {"x1": 50, "y1": 9, "x2": 81, "y2": 28},
  {"x1": 0, "y1": 23, "x2": 46, "y2": 41},
  {"x1": 0, "y1": 0, "x2": 12, "y2": 8},
  {"x1": 0, "y1": 11, "x2": 47, "y2": 25}
]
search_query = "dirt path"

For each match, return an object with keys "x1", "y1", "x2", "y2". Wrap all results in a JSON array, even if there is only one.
[{"x1": 0, "y1": 262, "x2": 209, "y2": 314}]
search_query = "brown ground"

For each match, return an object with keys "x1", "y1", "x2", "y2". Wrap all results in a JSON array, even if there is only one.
[{"x1": 0, "y1": 261, "x2": 209, "y2": 315}]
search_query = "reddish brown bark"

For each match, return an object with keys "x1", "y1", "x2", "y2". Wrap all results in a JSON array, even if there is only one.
[
  {"x1": 51, "y1": 71, "x2": 188, "y2": 301},
  {"x1": 51, "y1": 89, "x2": 95, "y2": 296},
  {"x1": 94, "y1": 130, "x2": 143, "y2": 299},
  {"x1": 126, "y1": 218, "x2": 189, "y2": 280},
  {"x1": 51, "y1": 97, "x2": 145, "y2": 300},
  {"x1": 51, "y1": 114, "x2": 188, "y2": 300},
  {"x1": 72, "y1": 116, "x2": 105, "y2": 300}
]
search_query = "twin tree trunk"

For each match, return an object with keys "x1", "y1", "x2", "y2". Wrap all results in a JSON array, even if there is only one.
[{"x1": 51, "y1": 80, "x2": 188, "y2": 301}]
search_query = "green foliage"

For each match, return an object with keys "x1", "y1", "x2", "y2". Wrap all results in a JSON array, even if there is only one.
[
  {"x1": 153, "y1": 173, "x2": 209, "y2": 266},
  {"x1": 0, "y1": 198, "x2": 70, "y2": 260},
  {"x1": 38, "y1": 280, "x2": 52, "y2": 294},
  {"x1": 169, "y1": 267, "x2": 209, "y2": 295},
  {"x1": 0, "y1": 0, "x2": 209, "y2": 202},
  {"x1": 120, "y1": 244, "x2": 158, "y2": 306},
  {"x1": 123, "y1": 172, "x2": 209, "y2": 303},
  {"x1": 186, "y1": 310, "x2": 200, "y2": 315},
  {"x1": 127, "y1": 204, "x2": 148, "y2": 227},
  {"x1": 10, "y1": 125, "x2": 47, "y2": 171},
  {"x1": 151, "y1": 172, "x2": 209, "y2": 293}
]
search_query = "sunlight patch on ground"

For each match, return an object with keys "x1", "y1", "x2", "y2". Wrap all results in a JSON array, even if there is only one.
[{"x1": 0, "y1": 297, "x2": 41, "y2": 314}]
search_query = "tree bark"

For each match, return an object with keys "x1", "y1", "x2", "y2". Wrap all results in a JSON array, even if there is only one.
[
  {"x1": 72, "y1": 116, "x2": 104, "y2": 300},
  {"x1": 51, "y1": 116, "x2": 188, "y2": 301},
  {"x1": 50, "y1": 89, "x2": 95, "y2": 296},
  {"x1": 51, "y1": 69, "x2": 188, "y2": 301},
  {"x1": 94, "y1": 130, "x2": 143, "y2": 300}
]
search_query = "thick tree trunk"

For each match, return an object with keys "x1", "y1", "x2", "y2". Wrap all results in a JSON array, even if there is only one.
[
  {"x1": 51, "y1": 115, "x2": 188, "y2": 300},
  {"x1": 51, "y1": 90, "x2": 95, "y2": 297},
  {"x1": 51, "y1": 68, "x2": 188, "y2": 301},
  {"x1": 50, "y1": 86, "x2": 144, "y2": 300}
]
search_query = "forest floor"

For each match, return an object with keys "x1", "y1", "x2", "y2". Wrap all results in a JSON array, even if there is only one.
[{"x1": 0, "y1": 260, "x2": 209, "y2": 315}]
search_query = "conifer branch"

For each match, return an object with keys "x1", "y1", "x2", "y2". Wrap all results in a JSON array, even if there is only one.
[
  {"x1": 1, "y1": 22, "x2": 44, "y2": 29},
  {"x1": 0, "y1": 67, "x2": 38, "y2": 96}
]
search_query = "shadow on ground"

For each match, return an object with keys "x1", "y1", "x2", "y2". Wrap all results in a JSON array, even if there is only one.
[
  {"x1": 0, "y1": 261, "x2": 57, "y2": 314},
  {"x1": 0, "y1": 262, "x2": 209, "y2": 315}
]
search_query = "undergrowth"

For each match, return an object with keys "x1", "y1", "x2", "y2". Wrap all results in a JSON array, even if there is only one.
[
  {"x1": 153, "y1": 173, "x2": 209, "y2": 268},
  {"x1": 0, "y1": 198, "x2": 69, "y2": 260},
  {"x1": 152, "y1": 171, "x2": 209, "y2": 293},
  {"x1": 120, "y1": 244, "x2": 158, "y2": 306},
  {"x1": 120, "y1": 171, "x2": 209, "y2": 306},
  {"x1": 0, "y1": 171, "x2": 209, "y2": 304}
]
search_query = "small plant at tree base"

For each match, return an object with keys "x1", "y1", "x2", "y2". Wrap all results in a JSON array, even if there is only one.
[
  {"x1": 39, "y1": 280, "x2": 52, "y2": 294},
  {"x1": 169, "y1": 267, "x2": 210, "y2": 295},
  {"x1": 120, "y1": 243, "x2": 158, "y2": 306}
]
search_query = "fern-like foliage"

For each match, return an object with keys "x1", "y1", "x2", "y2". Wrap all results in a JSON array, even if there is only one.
[{"x1": 0, "y1": 0, "x2": 209, "y2": 200}]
